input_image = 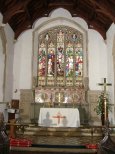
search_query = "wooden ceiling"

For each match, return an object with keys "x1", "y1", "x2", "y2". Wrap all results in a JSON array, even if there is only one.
[{"x1": 0, "y1": 0, "x2": 115, "y2": 39}]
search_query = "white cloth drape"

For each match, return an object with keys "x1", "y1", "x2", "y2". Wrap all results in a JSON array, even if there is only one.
[{"x1": 38, "y1": 108, "x2": 80, "y2": 127}]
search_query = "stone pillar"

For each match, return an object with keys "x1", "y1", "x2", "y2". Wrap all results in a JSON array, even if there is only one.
[
  {"x1": 20, "y1": 89, "x2": 34, "y2": 123},
  {"x1": 87, "y1": 90, "x2": 102, "y2": 125}
]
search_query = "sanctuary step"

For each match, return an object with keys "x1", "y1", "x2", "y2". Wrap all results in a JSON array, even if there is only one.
[
  {"x1": 10, "y1": 147, "x2": 97, "y2": 154},
  {"x1": 17, "y1": 125, "x2": 115, "y2": 137},
  {"x1": 11, "y1": 125, "x2": 115, "y2": 154}
]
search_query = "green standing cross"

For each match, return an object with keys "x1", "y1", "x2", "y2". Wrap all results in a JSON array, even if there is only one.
[{"x1": 98, "y1": 78, "x2": 112, "y2": 94}]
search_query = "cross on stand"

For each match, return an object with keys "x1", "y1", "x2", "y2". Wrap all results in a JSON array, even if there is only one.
[
  {"x1": 98, "y1": 78, "x2": 112, "y2": 122},
  {"x1": 97, "y1": 81, "x2": 115, "y2": 153},
  {"x1": 98, "y1": 78, "x2": 112, "y2": 94}
]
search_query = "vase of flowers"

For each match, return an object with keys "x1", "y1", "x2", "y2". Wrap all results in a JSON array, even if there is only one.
[{"x1": 94, "y1": 92, "x2": 112, "y2": 125}]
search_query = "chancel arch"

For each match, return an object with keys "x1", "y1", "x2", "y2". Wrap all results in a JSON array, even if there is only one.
[{"x1": 31, "y1": 17, "x2": 89, "y2": 124}]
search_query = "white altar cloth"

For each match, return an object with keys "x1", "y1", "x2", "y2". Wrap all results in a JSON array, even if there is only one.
[{"x1": 38, "y1": 108, "x2": 80, "y2": 127}]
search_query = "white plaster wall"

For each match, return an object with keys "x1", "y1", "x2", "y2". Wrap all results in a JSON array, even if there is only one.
[
  {"x1": 13, "y1": 39, "x2": 22, "y2": 99},
  {"x1": 13, "y1": 8, "x2": 108, "y2": 98},
  {"x1": 13, "y1": 29, "x2": 33, "y2": 99},
  {"x1": 88, "y1": 29, "x2": 107, "y2": 90},
  {"x1": 4, "y1": 23, "x2": 14, "y2": 102},
  {"x1": 19, "y1": 30, "x2": 33, "y2": 89},
  {"x1": 0, "y1": 34, "x2": 5, "y2": 101},
  {"x1": 107, "y1": 23, "x2": 115, "y2": 100},
  {"x1": 106, "y1": 23, "x2": 115, "y2": 124},
  {"x1": 0, "y1": 13, "x2": 3, "y2": 25},
  {"x1": 0, "y1": 13, "x2": 14, "y2": 121},
  {"x1": 0, "y1": 13, "x2": 4, "y2": 102}
]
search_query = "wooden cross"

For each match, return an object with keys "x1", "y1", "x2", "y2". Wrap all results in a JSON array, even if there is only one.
[{"x1": 98, "y1": 78, "x2": 112, "y2": 94}]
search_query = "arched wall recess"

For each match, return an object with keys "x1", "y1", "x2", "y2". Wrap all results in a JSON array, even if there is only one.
[{"x1": 32, "y1": 17, "x2": 88, "y2": 89}]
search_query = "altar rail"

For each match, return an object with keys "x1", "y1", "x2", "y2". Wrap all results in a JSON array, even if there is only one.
[
  {"x1": 6, "y1": 121, "x2": 115, "y2": 138},
  {"x1": 23, "y1": 125, "x2": 115, "y2": 137}
]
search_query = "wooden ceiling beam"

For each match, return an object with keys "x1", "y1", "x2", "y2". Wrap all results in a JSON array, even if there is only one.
[
  {"x1": 24, "y1": 0, "x2": 33, "y2": 27},
  {"x1": 3, "y1": 1, "x2": 24, "y2": 23},
  {"x1": 89, "y1": 0, "x2": 115, "y2": 22},
  {"x1": 96, "y1": 9, "x2": 115, "y2": 22},
  {"x1": 15, "y1": 22, "x2": 31, "y2": 39},
  {"x1": 3, "y1": 0, "x2": 31, "y2": 23},
  {"x1": 0, "y1": 0, "x2": 5, "y2": 10},
  {"x1": 74, "y1": 7, "x2": 106, "y2": 39},
  {"x1": 48, "y1": 0, "x2": 74, "y2": 7},
  {"x1": 1, "y1": 0, "x2": 113, "y2": 39}
]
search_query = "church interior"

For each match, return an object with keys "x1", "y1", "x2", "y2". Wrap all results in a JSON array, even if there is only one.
[{"x1": 0, "y1": 0, "x2": 115, "y2": 154}]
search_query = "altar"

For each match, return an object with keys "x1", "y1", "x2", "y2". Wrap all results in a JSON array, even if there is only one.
[{"x1": 38, "y1": 108, "x2": 80, "y2": 127}]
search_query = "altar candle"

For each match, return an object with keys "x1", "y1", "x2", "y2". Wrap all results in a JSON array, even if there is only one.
[
  {"x1": 43, "y1": 93, "x2": 46, "y2": 100},
  {"x1": 73, "y1": 94, "x2": 74, "y2": 99},
  {"x1": 50, "y1": 93, "x2": 52, "y2": 102},
  {"x1": 50, "y1": 93, "x2": 52, "y2": 99},
  {"x1": 104, "y1": 96, "x2": 107, "y2": 121},
  {"x1": 59, "y1": 93, "x2": 61, "y2": 102}
]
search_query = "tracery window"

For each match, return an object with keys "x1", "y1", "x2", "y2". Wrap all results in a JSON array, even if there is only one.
[{"x1": 38, "y1": 26, "x2": 83, "y2": 87}]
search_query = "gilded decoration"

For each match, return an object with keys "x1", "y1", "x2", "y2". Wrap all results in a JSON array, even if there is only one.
[{"x1": 35, "y1": 87, "x2": 86, "y2": 106}]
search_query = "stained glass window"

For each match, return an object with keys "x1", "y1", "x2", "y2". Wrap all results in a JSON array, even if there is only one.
[{"x1": 38, "y1": 26, "x2": 83, "y2": 87}]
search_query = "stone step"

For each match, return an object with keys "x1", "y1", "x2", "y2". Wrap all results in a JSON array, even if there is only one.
[
  {"x1": 23, "y1": 131, "x2": 102, "y2": 137},
  {"x1": 24, "y1": 126, "x2": 102, "y2": 132},
  {"x1": 23, "y1": 126, "x2": 104, "y2": 137}
]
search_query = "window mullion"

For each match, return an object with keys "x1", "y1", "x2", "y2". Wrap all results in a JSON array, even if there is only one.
[
  {"x1": 64, "y1": 32, "x2": 66, "y2": 87},
  {"x1": 73, "y1": 43, "x2": 75, "y2": 87},
  {"x1": 55, "y1": 39, "x2": 57, "y2": 86}
]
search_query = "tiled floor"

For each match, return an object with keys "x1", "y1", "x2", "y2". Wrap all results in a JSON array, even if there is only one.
[
  {"x1": 22, "y1": 135, "x2": 115, "y2": 146},
  {"x1": 32, "y1": 136, "x2": 102, "y2": 145}
]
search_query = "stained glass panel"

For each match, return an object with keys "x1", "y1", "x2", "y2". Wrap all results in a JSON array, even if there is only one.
[
  {"x1": 38, "y1": 42, "x2": 46, "y2": 77},
  {"x1": 38, "y1": 26, "x2": 83, "y2": 87},
  {"x1": 47, "y1": 42, "x2": 55, "y2": 76}
]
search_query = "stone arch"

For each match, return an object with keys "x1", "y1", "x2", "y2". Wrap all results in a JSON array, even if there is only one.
[{"x1": 32, "y1": 17, "x2": 88, "y2": 89}]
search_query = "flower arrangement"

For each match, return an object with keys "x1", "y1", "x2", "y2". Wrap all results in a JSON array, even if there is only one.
[{"x1": 94, "y1": 92, "x2": 112, "y2": 116}]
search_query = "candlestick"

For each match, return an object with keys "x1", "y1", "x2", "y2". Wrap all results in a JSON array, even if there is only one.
[
  {"x1": 59, "y1": 93, "x2": 61, "y2": 103},
  {"x1": 104, "y1": 96, "x2": 107, "y2": 121}
]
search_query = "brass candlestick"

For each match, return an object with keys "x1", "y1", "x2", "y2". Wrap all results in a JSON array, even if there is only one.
[
  {"x1": 104, "y1": 95, "x2": 107, "y2": 121},
  {"x1": 58, "y1": 93, "x2": 61, "y2": 107},
  {"x1": 41, "y1": 93, "x2": 47, "y2": 107},
  {"x1": 49, "y1": 93, "x2": 53, "y2": 107},
  {"x1": 72, "y1": 94, "x2": 75, "y2": 108},
  {"x1": 55, "y1": 92, "x2": 64, "y2": 107}
]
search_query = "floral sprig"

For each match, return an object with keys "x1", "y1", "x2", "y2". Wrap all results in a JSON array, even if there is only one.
[{"x1": 94, "y1": 92, "x2": 112, "y2": 115}]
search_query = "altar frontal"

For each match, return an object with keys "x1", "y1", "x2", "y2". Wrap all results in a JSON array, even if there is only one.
[{"x1": 38, "y1": 108, "x2": 80, "y2": 127}]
